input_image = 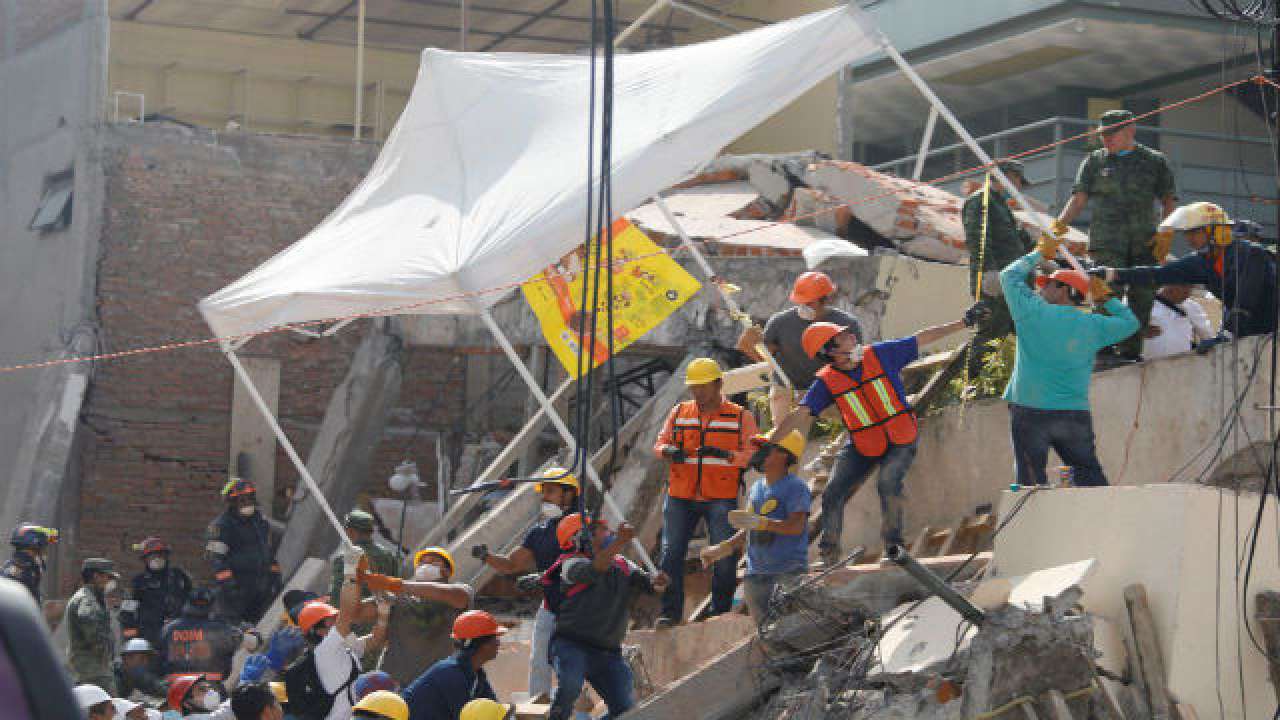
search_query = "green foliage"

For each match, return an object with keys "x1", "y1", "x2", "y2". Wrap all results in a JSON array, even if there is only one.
[{"x1": 933, "y1": 335, "x2": 1017, "y2": 411}]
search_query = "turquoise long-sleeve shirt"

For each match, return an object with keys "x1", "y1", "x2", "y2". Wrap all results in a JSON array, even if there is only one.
[{"x1": 1000, "y1": 252, "x2": 1139, "y2": 411}]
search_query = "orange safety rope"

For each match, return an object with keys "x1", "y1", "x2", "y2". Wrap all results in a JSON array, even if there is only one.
[{"x1": 0, "y1": 75, "x2": 1261, "y2": 375}]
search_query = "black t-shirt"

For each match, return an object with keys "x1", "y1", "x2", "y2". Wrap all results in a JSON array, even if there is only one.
[{"x1": 521, "y1": 517, "x2": 563, "y2": 572}]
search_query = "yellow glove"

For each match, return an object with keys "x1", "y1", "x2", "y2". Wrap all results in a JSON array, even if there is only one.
[
  {"x1": 727, "y1": 509, "x2": 768, "y2": 532},
  {"x1": 1036, "y1": 233, "x2": 1062, "y2": 260},
  {"x1": 1150, "y1": 229, "x2": 1174, "y2": 261},
  {"x1": 1090, "y1": 276, "x2": 1114, "y2": 304},
  {"x1": 1051, "y1": 218, "x2": 1070, "y2": 237}
]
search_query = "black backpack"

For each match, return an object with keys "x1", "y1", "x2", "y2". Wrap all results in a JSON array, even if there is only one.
[{"x1": 283, "y1": 647, "x2": 359, "y2": 720}]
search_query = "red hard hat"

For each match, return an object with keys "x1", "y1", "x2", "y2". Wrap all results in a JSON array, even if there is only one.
[
  {"x1": 790, "y1": 272, "x2": 836, "y2": 304},
  {"x1": 451, "y1": 610, "x2": 508, "y2": 641},
  {"x1": 298, "y1": 601, "x2": 339, "y2": 633},
  {"x1": 801, "y1": 322, "x2": 849, "y2": 359},
  {"x1": 1035, "y1": 269, "x2": 1089, "y2": 297},
  {"x1": 555, "y1": 512, "x2": 602, "y2": 550},
  {"x1": 167, "y1": 674, "x2": 204, "y2": 711}
]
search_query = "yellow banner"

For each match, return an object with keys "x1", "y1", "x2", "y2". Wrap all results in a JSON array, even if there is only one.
[{"x1": 522, "y1": 219, "x2": 701, "y2": 378}]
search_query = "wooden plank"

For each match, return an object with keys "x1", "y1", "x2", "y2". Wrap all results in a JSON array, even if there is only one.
[
  {"x1": 1124, "y1": 583, "x2": 1173, "y2": 720},
  {"x1": 925, "y1": 527, "x2": 955, "y2": 558},
  {"x1": 229, "y1": 355, "x2": 281, "y2": 510},
  {"x1": 1042, "y1": 689, "x2": 1075, "y2": 720},
  {"x1": 1093, "y1": 679, "x2": 1128, "y2": 720}
]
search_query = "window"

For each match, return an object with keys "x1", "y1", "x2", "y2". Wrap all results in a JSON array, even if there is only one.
[{"x1": 29, "y1": 171, "x2": 73, "y2": 233}]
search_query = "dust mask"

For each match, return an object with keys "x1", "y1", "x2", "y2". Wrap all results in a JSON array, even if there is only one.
[
  {"x1": 147, "y1": 557, "x2": 166, "y2": 572},
  {"x1": 104, "y1": 579, "x2": 118, "y2": 594},
  {"x1": 540, "y1": 502, "x2": 562, "y2": 519},
  {"x1": 238, "y1": 505, "x2": 256, "y2": 517},
  {"x1": 200, "y1": 690, "x2": 222, "y2": 711},
  {"x1": 414, "y1": 564, "x2": 442, "y2": 582},
  {"x1": 795, "y1": 305, "x2": 816, "y2": 320}
]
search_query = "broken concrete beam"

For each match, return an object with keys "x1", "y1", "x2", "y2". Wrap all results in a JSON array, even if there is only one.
[
  {"x1": 276, "y1": 319, "x2": 406, "y2": 578},
  {"x1": 819, "y1": 552, "x2": 991, "y2": 615},
  {"x1": 747, "y1": 158, "x2": 796, "y2": 212},
  {"x1": 805, "y1": 160, "x2": 968, "y2": 264},
  {"x1": 788, "y1": 187, "x2": 851, "y2": 236},
  {"x1": 626, "y1": 636, "x2": 779, "y2": 720},
  {"x1": 1124, "y1": 584, "x2": 1172, "y2": 720},
  {"x1": 625, "y1": 612, "x2": 757, "y2": 694}
]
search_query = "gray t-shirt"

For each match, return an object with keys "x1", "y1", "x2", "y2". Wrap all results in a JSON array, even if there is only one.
[{"x1": 763, "y1": 307, "x2": 862, "y2": 389}]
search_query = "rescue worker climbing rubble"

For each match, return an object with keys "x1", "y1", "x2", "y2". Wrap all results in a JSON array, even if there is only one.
[
  {"x1": 773, "y1": 309, "x2": 984, "y2": 565},
  {"x1": 122, "y1": 536, "x2": 193, "y2": 647},
  {"x1": 67, "y1": 557, "x2": 121, "y2": 693},
  {"x1": 2, "y1": 522, "x2": 57, "y2": 605},
  {"x1": 207, "y1": 478, "x2": 282, "y2": 623},
  {"x1": 652, "y1": 357, "x2": 758, "y2": 627}
]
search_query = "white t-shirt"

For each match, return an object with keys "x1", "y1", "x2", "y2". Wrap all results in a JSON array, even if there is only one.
[
  {"x1": 1145, "y1": 298, "x2": 1212, "y2": 359},
  {"x1": 314, "y1": 630, "x2": 366, "y2": 720}
]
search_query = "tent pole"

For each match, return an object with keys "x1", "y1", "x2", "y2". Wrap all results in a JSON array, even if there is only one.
[
  {"x1": 223, "y1": 344, "x2": 354, "y2": 550},
  {"x1": 478, "y1": 308, "x2": 657, "y2": 572},
  {"x1": 615, "y1": 0, "x2": 669, "y2": 47},
  {"x1": 652, "y1": 194, "x2": 793, "y2": 389},
  {"x1": 879, "y1": 39, "x2": 1085, "y2": 275}
]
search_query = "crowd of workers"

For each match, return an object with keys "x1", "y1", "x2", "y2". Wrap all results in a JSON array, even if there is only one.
[{"x1": 5, "y1": 109, "x2": 1278, "y2": 720}]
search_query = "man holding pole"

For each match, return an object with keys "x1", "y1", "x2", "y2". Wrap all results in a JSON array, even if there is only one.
[{"x1": 653, "y1": 358, "x2": 757, "y2": 627}]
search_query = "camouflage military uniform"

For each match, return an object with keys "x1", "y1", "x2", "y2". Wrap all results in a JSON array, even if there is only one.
[
  {"x1": 330, "y1": 510, "x2": 399, "y2": 640},
  {"x1": 1, "y1": 551, "x2": 43, "y2": 604},
  {"x1": 1073, "y1": 141, "x2": 1176, "y2": 357},
  {"x1": 66, "y1": 584, "x2": 116, "y2": 693},
  {"x1": 962, "y1": 180, "x2": 1033, "y2": 376}
]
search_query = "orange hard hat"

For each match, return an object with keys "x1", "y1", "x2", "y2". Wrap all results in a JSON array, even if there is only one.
[
  {"x1": 297, "y1": 601, "x2": 339, "y2": 633},
  {"x1": 801, "y1": 322, "x2": 849, "y2": 359},
  {"x1": 1035, "y1": 269, "x2": 1089, "y2": 297},
  {"x1": 167, "y1": 674, "x2": 204, "y2": 711},
  {"x1": 452, "y1": 610, "x2": 508, "y2": 640},
  {"x1": 790, "y1": 272, "x2": 836, "y2": 304},
  {"x1": 555, "y1": 512, "x2": 601, "y2": 550}
]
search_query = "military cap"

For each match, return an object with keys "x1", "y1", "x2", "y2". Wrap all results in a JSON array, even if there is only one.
[
  {"x1": 344, "y1": 509, "x2": 375, "y2": 532},
  {"x1": 82, "y1": 558, "x2": 118, "y2": 576},
  {"x1": 1098, "y1": 109, "x2": 1135, "y2": 132}
]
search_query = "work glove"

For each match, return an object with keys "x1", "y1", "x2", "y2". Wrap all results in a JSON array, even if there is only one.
[
  {"x1": 265, "y1": 626, "x2": 304, "y2": 671},
  {"x1": 515, "y1": 573, "x2": 542, "y2": 594},
  {"x1": 1051, "y1": 218, "x2": 1070, "y2": 237},
  {"x1": 696, "y1": 446, "x2": 732, "y2": 460},
  {"x1": 240, "y1": 627, "x2": 263, "y2": 653},
  {"x1": 1089, "y1": 276, "x2": 1115, "y2": 304},
  {"x1": 1036, "y1": 233, "x2": 1062, "y2": 260},
  {"x1": 962, "y1": 301, "x2": 991, "y2": 328},
  {"x1": 239, "y1": 654, "x2": 271, "y2": 684},
  {"x1": 699, "y1": 543, "x2": 734, "y2": 569},
  {"x1": 727, "y1": 510, "x2": 769, "y2": 532},
  {"x1": 471, "y1": 544, "x2": 489, "y2": 561},
  {"x1": 1149, "y1": 229, "x2": 1174, "y2": 261},
  {"x1": 661, "y1": 445, "x2": 688, "y2": 464},
  {"x1": 342, "y1": 545, "x2": 366, "y2": 579},
  {"x1": 362, "y1": 572, "x2": 405, "y2": 594}
]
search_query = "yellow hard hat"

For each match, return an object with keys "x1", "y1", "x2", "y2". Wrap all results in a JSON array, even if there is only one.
[
  {"x1": 268, "y1": 682, "x2": 288, "y2": 704},
  {"x1": 774, "y1": 430, "x2": 806, "y2": 460},
  {"x1": 1160, "y1": 201, "x2": 1232, "y2": 232},
  {"x1": 413, "y1": 546, "x2": 456, "y2": 578},
  {"x1": 685, "y1": 358, "x2": 723, "y2": 386},
  {"x1": 460, "y1": 698, "x2": 515, "y2": 720},
  {"x1": 534, "y1": 467, "x2": 580, "y2": 494},
  {"x1": 353, "y1": 690, "x2": 409, "y2": 720}
]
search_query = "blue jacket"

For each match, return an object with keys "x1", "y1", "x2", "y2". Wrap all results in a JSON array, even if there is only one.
[
  {"x1": 403, "y1": 652, "x2": 495, "y2": 720},
  {"x1": 1002, "y1": 252, "x2": 1139, "y2": 411},
  {"x1": 1112, "y1": 240, "x2": 1276, "y2": 338}
]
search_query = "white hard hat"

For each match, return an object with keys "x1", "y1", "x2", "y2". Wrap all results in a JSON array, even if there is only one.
[
  {"x1": 121, "y1": 638, "x2": 153, "y2": 654},
  {"x1": 1159, "y1": 201, "x2": 1232, "y2": 232},
  {"x1": 72, "y1": 684, "x2": 112, "y2": 709},
  {"x1": 113, "y1": 697, "x2": 141, "y2": 715}
]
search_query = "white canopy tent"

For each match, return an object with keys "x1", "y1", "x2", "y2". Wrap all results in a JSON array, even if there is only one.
[{"x1": 199, "y1": 3, "x2": 1063, "y2": 566}]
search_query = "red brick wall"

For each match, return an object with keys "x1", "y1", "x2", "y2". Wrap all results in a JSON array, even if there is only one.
[{"x1": 72, "y1": 126, "x2": 469, "y2": 595}]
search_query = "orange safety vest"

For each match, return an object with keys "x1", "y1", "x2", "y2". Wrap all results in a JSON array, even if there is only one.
[
  {"x1": 817, "y1": 349, "x2": 917, "y2": 458},
  {"x1": 667, "y1": 399, "x2": 746, "y2": 501}
]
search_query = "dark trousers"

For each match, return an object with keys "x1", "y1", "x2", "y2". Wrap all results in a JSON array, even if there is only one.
[
  {"x1": 548, "y1": 637, "x2": 635, "y2": 720},
  {"x1": 659, "y1": 496, "x2": 737, "y2": 620},
  {"x1": 820, "y1": 441, "x2": 915, "y2": 551},
  {"x1": 1009, "y1": 404, "x2": 1108, "y2": 487}
]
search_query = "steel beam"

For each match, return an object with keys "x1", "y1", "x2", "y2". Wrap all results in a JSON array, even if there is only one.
[
  {"x1": 287, "y1": 9, "x2": 582, "y2": 46},
  {"x1": 479, "y1": 0, "x2": 571, "y2": 51}
]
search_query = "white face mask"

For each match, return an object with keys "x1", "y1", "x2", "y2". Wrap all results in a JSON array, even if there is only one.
[
  {"x1": 238, "y1": 505, "x2": 257, "y2": 517},
  {"x1": 414, "y1": 564, "x2": 442, "y2": 582},
  {"x1": 796, "y1": 305, "x2": 816, "y2": 320},
  {"x1": 104, "y1": 579, "x2": 118, "y2": 594},
  {"x1": 146, "y1": 557, "x2": 166, "y2": 572},
  {"x1": 540, "y1": 502, "x2": 562, "y2": 519},
  {"x1": 199, "y1": 690, "x2": 221, "y2": 711}
]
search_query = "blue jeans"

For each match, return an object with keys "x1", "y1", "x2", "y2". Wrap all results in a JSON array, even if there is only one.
[
  {"x1": 1009, "y1": 404, "x2": 1108, "y2": 487},
  {"x1": 820, "y1": 441, "x2": 916, "y2": 551},
  {"x1": 659, "y1": 496, "x2": 737, "y2": 620},
  {"x1": 548, "y1": 636, "x2": 635, "y2": 720}
]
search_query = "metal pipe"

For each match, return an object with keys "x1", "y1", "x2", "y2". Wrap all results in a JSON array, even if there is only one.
[
  {"x1": 911, "y1": 107, "x2": 938, "y2": 181},
  {"x1": 615, "y1": 0, "x2": 670, "y2": 47},
  {"x1": 886, "y1": 544, "x2": 985, "y2": 626},
  {"x1": 459, "y1": 0, "x2": 467, "y2": 50},
  {"x1": 354, "y1": 0, "x2": 366, "y2": 140}
]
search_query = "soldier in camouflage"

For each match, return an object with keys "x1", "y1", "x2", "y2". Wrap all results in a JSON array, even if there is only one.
[
  {"x1": 329, "y1": 509, "x2": 398, "y2": 641},
  {"x1": 1055, "y1": 109, "x2": 1177, "y2": 361},
  {"x1": 2, "y1": 523, "x2": 58, "y2": 604},
  {"x1": 962, "y1": 159, "x2": 1035, "y2": 377},
  {"x1": 66, "y1": 557, "x2": 120, "y2": 693}
]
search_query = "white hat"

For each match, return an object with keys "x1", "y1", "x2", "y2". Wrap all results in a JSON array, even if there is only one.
[
  {"x1": 112, "y1": 697, "x2": 141, "y2": 715},
  {"x1": 121, "y1": 638, "x2": 154, "y2": 654},
  {"x1": 72, "y1": 684, "x2": 111, "y2": 709}
]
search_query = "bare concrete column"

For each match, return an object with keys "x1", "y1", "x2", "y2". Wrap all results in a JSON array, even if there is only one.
[
  {"x1": 275, "y1": 318, "x2": 406, "y2": 578},
  {"x1": 517, "y1": 344, "x2": 548, "y2": 479}
]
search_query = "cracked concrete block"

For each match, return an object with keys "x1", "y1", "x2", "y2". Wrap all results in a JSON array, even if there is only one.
[
  {"x1": 747, "y1": 159, "x2": 794, "y2": 211},
  {"x1": 789, "y1": 187, "x2": 851, "y2": 236},
  {"x1": 871, "y1": 597, "x2": 974, "y2": 676}
]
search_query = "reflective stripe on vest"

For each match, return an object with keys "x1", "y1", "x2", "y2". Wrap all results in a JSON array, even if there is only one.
[
  {"x1": 817, "y1": 349, "x2": 917, "y2": 458},
  {"x1": 668, "y1": 399, "x2": 745, "y2": 500}
]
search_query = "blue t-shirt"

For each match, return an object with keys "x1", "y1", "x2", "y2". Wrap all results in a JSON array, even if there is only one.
[
  {"x1": 745, "y1": 473, "x2": 812, "y2": 576},
  {"x1": 800, "y1": 336, "x2": 920, "y2": 417},
  {"x1": 521, "y1": 516, "x2": 563, "y2": 572}
]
